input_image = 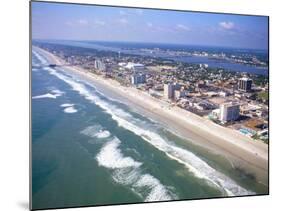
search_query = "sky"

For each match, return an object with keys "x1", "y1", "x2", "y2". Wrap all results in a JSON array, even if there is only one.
[{"x1": 32, "y1": 2, "x2": 268, "y2": 50}]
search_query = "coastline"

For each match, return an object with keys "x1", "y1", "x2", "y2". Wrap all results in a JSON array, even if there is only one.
[{"x1": 33, "y1": 46, "x2": 268, "y2": 183}]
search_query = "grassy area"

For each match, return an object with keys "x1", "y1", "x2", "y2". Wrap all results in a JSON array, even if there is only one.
[
  {"x1": 252, "y1": 134, "x2": 268, "y2": 144},
  {"x1": 258, "y1": 91, "x2": 269, "y2": 102}
]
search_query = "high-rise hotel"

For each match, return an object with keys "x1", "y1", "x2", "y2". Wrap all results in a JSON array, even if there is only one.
[{"x1": 238, "y1": 77, "x2": 252, "y2": 92}]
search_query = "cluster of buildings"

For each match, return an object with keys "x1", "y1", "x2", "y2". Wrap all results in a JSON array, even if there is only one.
[
  {"x1": 163, "y1": 83, "x2": 186, "y2": 100},
  {"x1": 91, "y1": 57, "x2": 267, "y2": 142},
  {"x1": 40, "y1": 43, "x2": 268, "y2": 143}
]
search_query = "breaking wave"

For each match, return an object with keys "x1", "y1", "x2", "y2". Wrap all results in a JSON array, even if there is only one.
[
  {"x1": 63, "y1": 106, "x2": 77, "y2": 113},
  {"x1": 32, "y1": 93, "x2": 58, "y2": 99},
  {"x1": 60, "y1": 103, "x2": 77, "y2": 114},
  {"x1": 32, "y1": 50, "x2": 48, "y2": 65},
  {"x1": 60, "y1": 103, "x2": 75, "y2": 107},
  {"x1": 32, "y1": 89, "x2": 64, "y2": 100},
  {"x1": 96, "y1": 130, "x2": 111, "y2": 139},
  {"x1": 97, "y1": 137, "x2": 176, "y2": 201},
  {"x1": 81, "y1": 125, "x2": 111, "y2": 139}
]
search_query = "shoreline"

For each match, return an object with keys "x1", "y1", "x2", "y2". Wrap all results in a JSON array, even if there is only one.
[{"x1": 33, "y1": 46, "x2": 268, "y2": 183}]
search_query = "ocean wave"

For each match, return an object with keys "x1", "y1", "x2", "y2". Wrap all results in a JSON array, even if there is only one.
[
  {"x1": 32, "y1": 93, "x2": 58, "y2": 99},
  {"x1": 60, "y1": 103, "x2": 75, "y2": 107},
  {"x1": 51, "y1": 89, "x2": 64, "y2": 96},
  {"x1": 108, "y1": 111, "x2": 253, "y2": 196},
  {"x1": 63, "y1": 106, "x2": 77, "y2": 113},
  {"x1": 81, "y1": 125, "x2": 111, "y2": 139},
  {"x1": 60, "y1": 102, "x2": 77, "y2": 113},
  {"x1": 97, "y1": 138, "x2": 141, "y2": 169},
  {"x1": 32, "y1": 89, "x2": 64, "y2": 100},
  {"x1": 43, "y1": 66, "x2": 132, "y2": 120},
  {"x1": 97, "y1": 137, "x2": 175, "y2": 201},
  {"x1": 96, "y1": 130, "x2": 111, "y2": 139},
  {"x1": 34, "y1": 52, "x2": 254, "y2": 196},
  {"x1": 32, "y1": 50, "x2": 48, "y2": 65}
]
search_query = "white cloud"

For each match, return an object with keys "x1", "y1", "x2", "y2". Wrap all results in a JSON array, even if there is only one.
[
  {"x1": 66, "y1": 19, "x2": 89, "y2": 27},
  {"x1": 219, "y1": 21, "x2": 235, "y2": 30},
  {"x1": 77, "y1": 19, "x2": 88, "y2": 25},
  {"x1": 176, "y1": 24, "x2": 190, "y2": 31},
  {"x1": 118, "y1": 18, "x2": 128, "y2": 24},
  {"x1": 94, "y1": 20, "x2": 105, "y2": 26},
  {"x1": 147, "y1": 22, "x2": 153, "y2": 27}
]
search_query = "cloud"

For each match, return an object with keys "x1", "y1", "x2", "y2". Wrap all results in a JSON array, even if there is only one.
[
  {"x1": 146, "y1": 22, "x2": 153, "y2": 27},
  {"x1": 77, "y1": 19, "x2": 88, "y2": 25},
  {"x1": 118, "y1": 18, "x2": 128, "y2": 24},
  {"x1": 219, "y1": 21, "x2": 235, "y2": 30},
  {"x1": 94, "y1": 20, "x2": 105, "y2": 26},
  {"x1": 66, "y1": 19, "x2": 89, "y2": 26},
  {"x1": 176, "y1": 24, "x2": 190, "y2": 31}
]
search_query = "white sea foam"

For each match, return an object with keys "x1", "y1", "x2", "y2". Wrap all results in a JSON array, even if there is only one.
[
  {"x1": 81, "y1": 125, "x2": 103, "y2": 138},
  {"x1": 32, "y1": 93, "x2": 58, "y2": 99},
  {"x1": 32, "y1": 89, "x2": 64, "y2": 100},
  {"x1": 97, "y1": 137, "x2": 175, "y2": 201},
  {"x1": 32, "y1": 50, "x2": 48, "y2": 65},
  {"x1": 96, "y1": 130, "x2": 111, "y2": 139},
  {"x1": 63, "y1": 106, "x2": 77, "y2": 113},
  {"x1": 135, "y1": 174, "x2": 175, "y2": 202},
  {"x1": 36, "y1": 55, "x2": 254, "y2": 196},
  {"x1": 51, "y1": 89, "x2": 64, "y2": 96},
  {"x1": 81, "y1": 125, "x2": 111, "y2": 139},
  {"x1": 97, "y1": 138, "x2": 141, "y2": 169},
  {"x1": 109, "y1": 113, "x2": 253, "y2": 196},
  {"x1": 60, "y1": 103, "x2": 75, "y2": 107},
  {"x1": 43, "y1": 66, "x2": 131, "y2": 120}
]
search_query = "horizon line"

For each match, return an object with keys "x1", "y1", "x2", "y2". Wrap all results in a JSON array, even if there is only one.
[{"x1": 32, "y1": 38, "x2": 268, "y2": 51}]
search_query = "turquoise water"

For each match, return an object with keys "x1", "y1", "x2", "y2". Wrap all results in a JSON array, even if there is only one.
[{"x1": 31, "y1": 50, "x2": 267, "y2": 210}]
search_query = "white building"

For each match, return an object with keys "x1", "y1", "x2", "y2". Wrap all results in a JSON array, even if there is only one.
[
  {"x1": 125, "y1": 62, "x2": 145, "y2": 71},
  {"x1": 174, "y1": 90, "x2": 186, "y2": 100},
  {"x1": 131, "y1": 73, "x2": 146, "y2": 85},
  {"x1": 164, "y1": 83, "x2": 175, "y2": 99},
  {"x1": 220, "y1": 102, "x2": 240, "y2": 122},
  {"x1": 94, "y1": 59, "x2": 106, "y2": 71}
]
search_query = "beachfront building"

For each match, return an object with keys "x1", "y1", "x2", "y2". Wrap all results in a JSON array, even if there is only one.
[
  {"x1": 131, "y1": 73, "x2": 146, "y2": 85},
  {"x1": 220, "y1": 102, "x2": 240, "y2": 122},
  {"x1": 238, "y1": 77, "x2": 252, "y2": 92},
  {"x1": 174, "y1": 90, "x2": 186, "y2": 100},
  {"x1": 173, "y1": 83, "x2": 181, "y2": 91},
  {"x1": 164, "y1": 83, "x2": 175, "y2": 99},
  {"x1": 94, "y1": 59, "x2": 106, "y2": 71}
]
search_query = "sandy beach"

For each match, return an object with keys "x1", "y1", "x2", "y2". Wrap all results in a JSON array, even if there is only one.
[{"x1": 33, "y1": 46, "x2": 268, "y2": 182}]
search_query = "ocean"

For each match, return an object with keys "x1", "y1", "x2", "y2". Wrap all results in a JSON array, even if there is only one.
[{"x1": 31, "y1": 49, "x2": 267, "y2": 210}]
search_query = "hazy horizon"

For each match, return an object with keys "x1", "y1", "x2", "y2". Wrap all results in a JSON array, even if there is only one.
[{"x1": 33, "y1": 39, "x2": 269, "y2": 51}]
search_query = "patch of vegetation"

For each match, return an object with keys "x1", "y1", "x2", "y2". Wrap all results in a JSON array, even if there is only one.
[{"x1": 258, "y1": 91, "x2": 269, "y2": 102}]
